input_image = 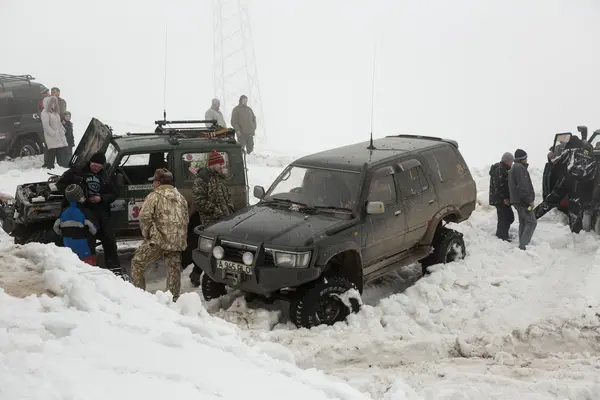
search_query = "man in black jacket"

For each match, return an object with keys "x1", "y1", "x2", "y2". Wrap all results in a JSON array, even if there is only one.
[
  {"x1": 489, "y1": 152, "x2": 514, "y2": 241},
  {"x1": 508, "y1": 149, "x2": 537, "y2": 250},
  {"x1": 57, "y1": 151, "x2": 124, "y2": 277}
]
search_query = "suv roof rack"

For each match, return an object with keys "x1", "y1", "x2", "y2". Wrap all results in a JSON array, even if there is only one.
[
  {"x1": 125, "y1": 119, "x2": 237, "y2": 143},
  {"x1": 385, "y1": 134, "x2": 458, "y2": 148},
  {"x1": 0, "y1": 74, "x2": 35, "y2": 88}
]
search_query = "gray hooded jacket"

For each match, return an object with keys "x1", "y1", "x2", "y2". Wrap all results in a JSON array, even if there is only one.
[{"x1": 231, "y1": 98, "x2": 256, "y2": 135}]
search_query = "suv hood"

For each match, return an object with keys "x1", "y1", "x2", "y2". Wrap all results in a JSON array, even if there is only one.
[
  {"x1": 205, "y1": 205, "x2": 346, "y2": 247},
  {"x1": 70, "y1": 118, "x2": 112, "y2": 166}
]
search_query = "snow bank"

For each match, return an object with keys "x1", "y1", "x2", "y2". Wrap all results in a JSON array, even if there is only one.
[{"x1": 0, "y1": 242, "x2": 383, "y2": 400}]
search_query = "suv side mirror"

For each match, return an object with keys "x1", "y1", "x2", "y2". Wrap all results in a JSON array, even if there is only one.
[
  {"x1": 253, "y1": 185, "x2": 265, "y2": 199},
  {"x1": 366, "y1": 201, "x2": 385, "y2": 215}
]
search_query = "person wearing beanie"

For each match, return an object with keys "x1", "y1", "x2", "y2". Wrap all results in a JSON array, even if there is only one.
[
  {"x1": 189, "y1": 149, "x2": 234, "y2": 287},
  {"x1": 489, "y1": 152, "x2": 514, "y2": 241},
  {"x1": 508, "y1": 149, "x2": 537, "y2": 250},
  {"x1": 53, "y1": 184, "x2": 98, "y2": 266},
  {"x1": 57, "y1": 151, "x2": 124, "y2": 278}
]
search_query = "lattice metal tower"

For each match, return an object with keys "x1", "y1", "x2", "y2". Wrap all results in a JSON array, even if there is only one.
[{"x1": 213, "y1": 0, "x2": 267, "y2": 143}]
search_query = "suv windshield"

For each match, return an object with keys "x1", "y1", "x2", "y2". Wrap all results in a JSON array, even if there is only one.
[{"x1": 265, "y1": 166, "x2": 361, "y2": 209}]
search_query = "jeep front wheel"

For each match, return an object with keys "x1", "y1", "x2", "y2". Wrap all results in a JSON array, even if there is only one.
[
  {"x1": 291, "y1": 276, "x2": 361, "y2": 329},
  {"x1": 201, "y1": 272, "x2": 227, "y2": 301},
  {"x1": 420, "y1": 227, "x2": 466, "y2": 275}
]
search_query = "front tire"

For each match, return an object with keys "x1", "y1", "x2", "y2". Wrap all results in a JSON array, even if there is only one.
[
  {"x1": 290, "y1": 276, "x2": 361, "y2": 329},
  {"x1": 420, "y1": 227, "x2": 466, "y2": 275},
  {"x1": 10, "y1": 138, "x2": 40, "y2": 159},
  {"x1": 201, "y1": 272, "x2": 227, "y2": 301}
]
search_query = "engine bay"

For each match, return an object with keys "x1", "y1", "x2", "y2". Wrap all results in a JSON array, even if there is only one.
[{"x1": 19, "y1": 182, "x2": 64, "y2": 204}]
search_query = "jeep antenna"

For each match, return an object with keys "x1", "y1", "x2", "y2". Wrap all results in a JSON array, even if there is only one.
[
  {"x1": 367, "y1": 42, "x2": 377, "y2": 151},
  {"x1": 162, "y1": 24, "x2": 169, "y2": 121}
]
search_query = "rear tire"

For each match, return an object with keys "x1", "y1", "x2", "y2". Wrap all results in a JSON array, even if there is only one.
[
  {"x1": 290, "y1": 276, "x2": 361, "y2": 329},
  {"x1": 420, "y1": 227, "x2": 466, "y2": 275},
  {"x1": 201, "y1": 272, "x2": 227, "y2": 301},
  {"x1": 10, "y1": 138, "x2": 40, "y2": 159}
]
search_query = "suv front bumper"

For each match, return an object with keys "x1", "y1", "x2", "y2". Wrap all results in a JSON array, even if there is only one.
[{"x1": 191, "y1": 236, "x2": 321, "y2": 296}]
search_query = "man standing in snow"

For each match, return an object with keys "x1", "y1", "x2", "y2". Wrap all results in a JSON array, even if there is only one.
[
  {"x1": 205, "y1": 98, "x2": 227, "y2": 128},
  {"x1": 230, "y1": 95, "x2": 257, "y2": 154},
  {"x1": 188, "y1": 150, "x2": 234, "y2": 286},
  {"x1": 508, "y1": 149, "x2": 537, "y2": 250},
  {"x1": 51, "y1": 87, "x2": 67, "y2": 118},
  {"x1": 489, "y1": 152, "x2": 514, "y2": 241},
  {"x1": 57, "y1": 152, "x2": 124, "y2": 277},
  {"x1": 62, "y1": 111, "x2": 75, "y2": 159},
  {"x1": 131, "y1": 169, "x2": 189, "y2": 301}
]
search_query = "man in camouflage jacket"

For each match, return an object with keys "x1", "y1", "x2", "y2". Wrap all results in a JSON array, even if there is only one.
[
  {"x1": 131, "y1": 169, "x2": 189, "y2": 300},
  {"x1": 189, "y1": 150, "x2": 234, "y2": 286}
]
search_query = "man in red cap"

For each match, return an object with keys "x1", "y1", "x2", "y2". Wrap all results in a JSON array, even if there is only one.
[{"x1": 189, "y1": 150, "x2": 234, "y2": 286}]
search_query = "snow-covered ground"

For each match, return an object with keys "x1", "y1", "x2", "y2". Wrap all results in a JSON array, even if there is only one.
[{"x1": 2, "y1": 153, "x2": 600, "y2": 399}]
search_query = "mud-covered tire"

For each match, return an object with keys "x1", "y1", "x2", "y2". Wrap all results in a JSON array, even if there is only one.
[
  {"x1": 290, "y1": 276, "x2": 361, "y2": 329},
  {"x1": 9, "y1": 138, "x2": 40, "y2": 159},
  {"x1": 201, "y1": 272, "x2": 227, "y2": 301},
  {"x1": 420, "y1": 227, "x2": 466, "y2": 275}
]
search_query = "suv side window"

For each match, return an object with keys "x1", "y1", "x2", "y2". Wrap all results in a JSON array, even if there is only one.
[
  {"x1": 422, "y1": 145, "x2": 460, "y2": 183},
  {"x1": 368, "y1": 173, "x2": 396, "y2": 205},
  {"x1": 396, "y1": 165, "x2": 429, "y2": 199},
  {"x1": 182, "y1": 151, "x2": 231, "y2": 182}
]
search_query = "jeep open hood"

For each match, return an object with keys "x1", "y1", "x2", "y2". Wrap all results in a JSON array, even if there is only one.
[
  {"x1": 205, "y1": 205, "x2": 346, "y2": 247},
  {"x1": 70, "y1": 118, "x2": 112, "y2": 166}
]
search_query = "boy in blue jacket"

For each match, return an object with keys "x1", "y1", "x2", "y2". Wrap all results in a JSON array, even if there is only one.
[{"x1": 53, "y1": 184, "x2": 98, "y2": 265}]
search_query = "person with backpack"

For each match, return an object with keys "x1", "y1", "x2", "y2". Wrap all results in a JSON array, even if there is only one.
[{"x1": 53, "y1": 184, "x2": 98, "y2": 266}]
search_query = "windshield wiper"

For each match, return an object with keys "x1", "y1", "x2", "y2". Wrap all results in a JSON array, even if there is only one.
[
  {"x1": 262, "y1": 198, "x2": 308, "y2": 208},
  {"x1": 303, "y1": 205, "x2": 353, "y2": 213}
]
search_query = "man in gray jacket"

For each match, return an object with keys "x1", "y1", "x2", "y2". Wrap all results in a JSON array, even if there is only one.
[
  {"x1": 508, "y1": 149, "x2": 537, "y2": 250},
  {"x1": 230, "y1": 95, "x2": 257, "y2": 154},
  {"x1": 205, "y1": 98, "x2": 227, "y2": 128}
]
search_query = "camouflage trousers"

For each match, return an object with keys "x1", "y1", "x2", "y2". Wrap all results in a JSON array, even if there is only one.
[{"x1": 131, "y1": 240, "x2": 182, "y2": 299}]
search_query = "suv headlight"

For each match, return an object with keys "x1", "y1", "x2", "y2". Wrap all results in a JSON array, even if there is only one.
[
  {"x1": 198, "y1": 236, "x2": 215, "y2": 253},
  {"x1": 269, "y1": 250, "x2": 311, "y2": 268}
]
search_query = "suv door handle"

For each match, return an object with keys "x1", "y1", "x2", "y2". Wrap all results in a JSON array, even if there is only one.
[{"x1": 394, "y1": 210, "x2": 402, "y2": 216}]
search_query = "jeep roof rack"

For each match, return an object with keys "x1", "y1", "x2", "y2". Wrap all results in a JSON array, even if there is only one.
[
  {"x1": 124, "y1": 119, "x2": 237, "y2": 143},
  {"x1": 385, "y1": 133, "x2": 458, "y2": 148},
  {"x1": 0, "y1": 74, "x2": 35, "y2": 88}
]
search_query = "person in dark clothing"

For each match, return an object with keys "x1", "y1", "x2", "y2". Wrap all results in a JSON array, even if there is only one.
[
  {"x1": 534, "y1": 136, "x2": 597, "y2": 233},
  {"x1": 489, "y1": 152, "x2": 514, "y2": 241},
  {"x1": 508, "y1": 149, "x2": 537, "y2": 250},
  {"x1": 57, "y1": 151, "x2": 125, "y2": 277},
  {"x1": 53, "y1": 184, "x2": 98, "y2": 266},
  {"x1": 62, "y1": 111, "x2": 75, "y2": 160}
]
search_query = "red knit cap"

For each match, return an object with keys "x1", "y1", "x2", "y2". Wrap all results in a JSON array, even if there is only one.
[{"x1": 208, "y1": 150, "x2": 225, "y2": 166}]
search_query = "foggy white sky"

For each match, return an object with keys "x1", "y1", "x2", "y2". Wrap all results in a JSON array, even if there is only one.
[{"x1": 2, "y1": 0, "x2": 600, "y2": 167}]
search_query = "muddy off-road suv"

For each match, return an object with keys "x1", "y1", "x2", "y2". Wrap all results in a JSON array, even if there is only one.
[
  {"x1": 0, "y1": 118, "x2": 249, "y2": 267},
  {"x1": 0, "y1": 74, "x2": 48, "y2": 159},
  {"x1": 193, "y1": 134, "x2": 477, "y2": 328}
]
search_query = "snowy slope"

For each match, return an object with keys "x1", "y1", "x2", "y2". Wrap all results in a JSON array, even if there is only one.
[{"x1": 1, "y1": 154, "x2": 600, "y2": 399}]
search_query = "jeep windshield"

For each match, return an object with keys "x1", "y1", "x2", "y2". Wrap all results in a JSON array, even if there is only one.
[{"x1": 263, "y1": 165, "x2": 361, "y2": 211}]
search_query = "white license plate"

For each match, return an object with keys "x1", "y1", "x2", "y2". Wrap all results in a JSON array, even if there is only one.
[{"x1": 217, "y1": 260, "x2": 253, "y2": 275}]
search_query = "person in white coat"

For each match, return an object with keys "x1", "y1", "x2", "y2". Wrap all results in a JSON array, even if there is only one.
[
  {"x1": 204, "y1": 98, "x2": 227, "y2": 128},
  {"x1": 41, "y1": 96, "x2": 70, "y2": 168}
]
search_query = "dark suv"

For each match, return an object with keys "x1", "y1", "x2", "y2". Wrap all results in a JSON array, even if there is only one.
[
  {"x1": 0, "y1": 74, "x2": 47, "y2": 159},
  {"x1": 193, "y1": 134, "x2": 477, "y2": 328}
]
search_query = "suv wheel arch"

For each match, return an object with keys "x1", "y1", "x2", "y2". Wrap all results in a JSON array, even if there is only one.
[
  {"x1": 419, "y1": 207, "x2": 462, "y2": 246},
  {"x1": 321, "y1": 248, "x2": 364, "y2": 294}
]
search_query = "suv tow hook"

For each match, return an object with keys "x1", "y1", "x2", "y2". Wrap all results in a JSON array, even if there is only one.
[{"x1": 231, "y1": 274, "x2": 240, "y2": 287}]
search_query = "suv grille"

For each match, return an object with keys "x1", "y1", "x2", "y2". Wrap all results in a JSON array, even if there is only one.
[{"x1": 219, "y1": 240, "x2": 275, "y2": 266}]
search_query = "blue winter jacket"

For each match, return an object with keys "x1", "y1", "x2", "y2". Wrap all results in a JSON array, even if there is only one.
[{"x1": 53, "y1": 201, "x2": 98, "y2": 259}]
